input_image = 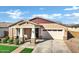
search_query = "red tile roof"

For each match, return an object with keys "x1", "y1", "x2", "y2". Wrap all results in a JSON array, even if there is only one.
[{"x1": 29, "y1": 17, "x2": 56, "y2": 24}]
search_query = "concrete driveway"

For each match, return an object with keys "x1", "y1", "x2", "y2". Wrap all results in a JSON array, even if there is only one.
[{"x1": 32, "y1": 39, "x2": 71, "y2": 53}]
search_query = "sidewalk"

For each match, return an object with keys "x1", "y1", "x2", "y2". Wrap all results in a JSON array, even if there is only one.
[{"x1": 11, "y1": 42, "x2": 35, "y2": 53}]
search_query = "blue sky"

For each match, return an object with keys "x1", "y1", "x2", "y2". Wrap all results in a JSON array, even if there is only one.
[{"x1": 0, "y1": 6, "x2": 79, "y2": 24}]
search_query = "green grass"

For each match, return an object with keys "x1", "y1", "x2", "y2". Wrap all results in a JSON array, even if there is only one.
[
  {"x1": 20, "y1": 48, "x2": 33, "y2": 53},
  {"x1": 0, "y1": 45, "x2": 18, "y2": 53}
]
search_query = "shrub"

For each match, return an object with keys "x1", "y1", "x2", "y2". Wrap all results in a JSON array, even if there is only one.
[
  {"x1": 2, "y1": 36, "x2": 9, "y2": 43},
  {"x1": 5, "y1": 36, "x2": 9, "y2": 39},
  {"x1": 8, "y1": 39, "x2": 14, "y2": 44}
]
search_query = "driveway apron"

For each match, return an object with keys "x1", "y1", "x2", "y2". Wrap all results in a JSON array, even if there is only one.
[
  {"x1": 53, "y1": 39, "x2": 71, "y2": 53},
  {"x1": 32, "y1": 39, "x2": 71, "y2": 53}
]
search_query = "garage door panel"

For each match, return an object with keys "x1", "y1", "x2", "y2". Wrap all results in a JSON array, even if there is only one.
[
  {"x1": 41, "y1": 31, "x2": 52, "y2": 39},
  {"x1": 41, "y1": 29, "x2": 64, "y2": 39}
]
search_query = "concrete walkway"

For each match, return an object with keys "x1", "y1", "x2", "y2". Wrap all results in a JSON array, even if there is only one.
[
  {"x1": 32, "y1": 39, "x2": 71, "y2": 53},
  {"x1": 32, "y1": 40, "x2": 53, "y2": 53},
  {"x1": 11, "y1": 42, "x2": 35, "y2": 53}
]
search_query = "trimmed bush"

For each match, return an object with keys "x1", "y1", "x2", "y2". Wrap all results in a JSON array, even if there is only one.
[
  {"x1": 8, "y1": 39, "x2": 14, "y2": 44},
  {"x1": 2, "y1": 36, "x2": 9, "y2": 43}
]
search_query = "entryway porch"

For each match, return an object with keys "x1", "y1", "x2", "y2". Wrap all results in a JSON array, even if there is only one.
[{"x1": 13, "y1": 27, "x2": 40, "y2": 45}]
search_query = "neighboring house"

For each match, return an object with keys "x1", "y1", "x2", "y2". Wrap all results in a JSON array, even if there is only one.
[
  {"x1": 67, "y1": 24, "x2": 79, "y2": 38},
  {"x1": 67, "y1": 24, "x2": 79, "y2": 32},
  {"x1": 0, "y1": 22, "x2": 11, "y2": 38},
  {"x1": 9, "y1": 17, "x2": 68, "y2": 45}
]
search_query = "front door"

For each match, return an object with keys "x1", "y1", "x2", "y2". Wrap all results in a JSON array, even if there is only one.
[{"x1": 35, "y1": 28, "x2": 39, "y2": 38}]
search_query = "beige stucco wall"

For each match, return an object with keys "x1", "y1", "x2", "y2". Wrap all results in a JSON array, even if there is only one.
[
  {"x1": 10, "y1": 23, "x2": 34, "y2": 28},
  {"x1": 40, "y1": 23, "x2": 67, "y2": 29},
  {"x1": 10, "y1": 22, "x2": 40, "y2": 28}
]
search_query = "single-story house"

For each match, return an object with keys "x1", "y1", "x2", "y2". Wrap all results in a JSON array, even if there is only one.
[
  {"x1": 9, "y1": 17, "x2": 68, "y2": 45},
  {"x1": 0, "y1": 22, "x2": 11, "y2": 38},
  {"x1": 67, "y1": 24, "x2": 79, "y2": 38},
  {"x1": 67, "y1": 24, "x2": 79, "y2": 32}
]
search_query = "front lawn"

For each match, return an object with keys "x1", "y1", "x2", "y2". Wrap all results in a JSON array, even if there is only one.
[
  {"x1": 20, "y1": 48, "x2": 33, "y2": 53},
  {"x1": 0, "y1": 45, "x2": 18, "y2": 53}
]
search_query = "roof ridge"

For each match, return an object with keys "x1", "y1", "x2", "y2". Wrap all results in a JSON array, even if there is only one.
[
  {"x1": 9, "y1": 20, "x2": 24, "y2": 27},
  {"x1": 29, "y1": 17, "x2": 67, "y2": 26},
  {"x1": 9, "y1": 17, "x2": 67, "y2": 27}
]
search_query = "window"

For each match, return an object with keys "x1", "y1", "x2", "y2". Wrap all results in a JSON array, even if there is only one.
[
  {"x1": 43, "y1": 29, "x2": 47, "y2": 31},
  {"x1": 43, "y1": 29, "x2": 62, "y2": 31},
  {"x1": 58, "y1": 30, "x2": 62, "y2": 31}
]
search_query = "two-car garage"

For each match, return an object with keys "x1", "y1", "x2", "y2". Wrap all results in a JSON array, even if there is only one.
[{"x1": 40, "y1": 29, "x2": 64, "y2": 40}]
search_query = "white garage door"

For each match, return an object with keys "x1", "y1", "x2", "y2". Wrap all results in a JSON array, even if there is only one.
[{"x1": 41, "y1": 29, "x2": 64, "y2": 39}]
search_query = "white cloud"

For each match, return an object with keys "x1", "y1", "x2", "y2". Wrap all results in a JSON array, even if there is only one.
[
  {"x1": 63, "y1": 14, "x2": 72, "y2": 16},
  {"x1": 72, "y1": 13, "x2": 79, "y2": 16},
  {"x1": 73, "y1": 21, "x2": 79, "y2": 24},
  {"x1": 31, "y1": 14, "x2": 51, "y2": 19},
  {"x1": 0, "y1": 9, "x2": 24, "y2": 19},
  {"x1": 64, "y1": 6, "x2": 79, "y2": 10},
  {"x1": 51, "y1": 14, "x2": 62, "y2": 17},
  {"x1": 63, "y1": 13, "x2": 79, "y2": 17},
  {"x1": 31, "y1": 13, "x2": 62, "y2": 19}
]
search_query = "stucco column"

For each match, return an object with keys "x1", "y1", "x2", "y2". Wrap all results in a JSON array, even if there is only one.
[
  {"x1": 31, "y1": 28, "x2": 36, "y2": 45},
  {"x1": 13, "y1": 28, "x2": 18, "y2": 44},
  {"x1": 64, "y1": 29, "x2": 67, "y2": 40},
  {"x1": 9, "y1": 28, "x2": 13, "y2": 39},
  {"x1": 19, "y1": 28, "x2": 23, "y2": 43},
  {"x1": 14, "y1": 28, "x2": 17, "y2": 39}
]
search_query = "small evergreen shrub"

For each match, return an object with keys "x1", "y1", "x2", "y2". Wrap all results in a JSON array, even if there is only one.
[
  {"x1": 8, "y1": 39, "x2": 14, "y2": 44},
  {"x1": 2, "y1": 36, "x2": 9, "y2": 43}
]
